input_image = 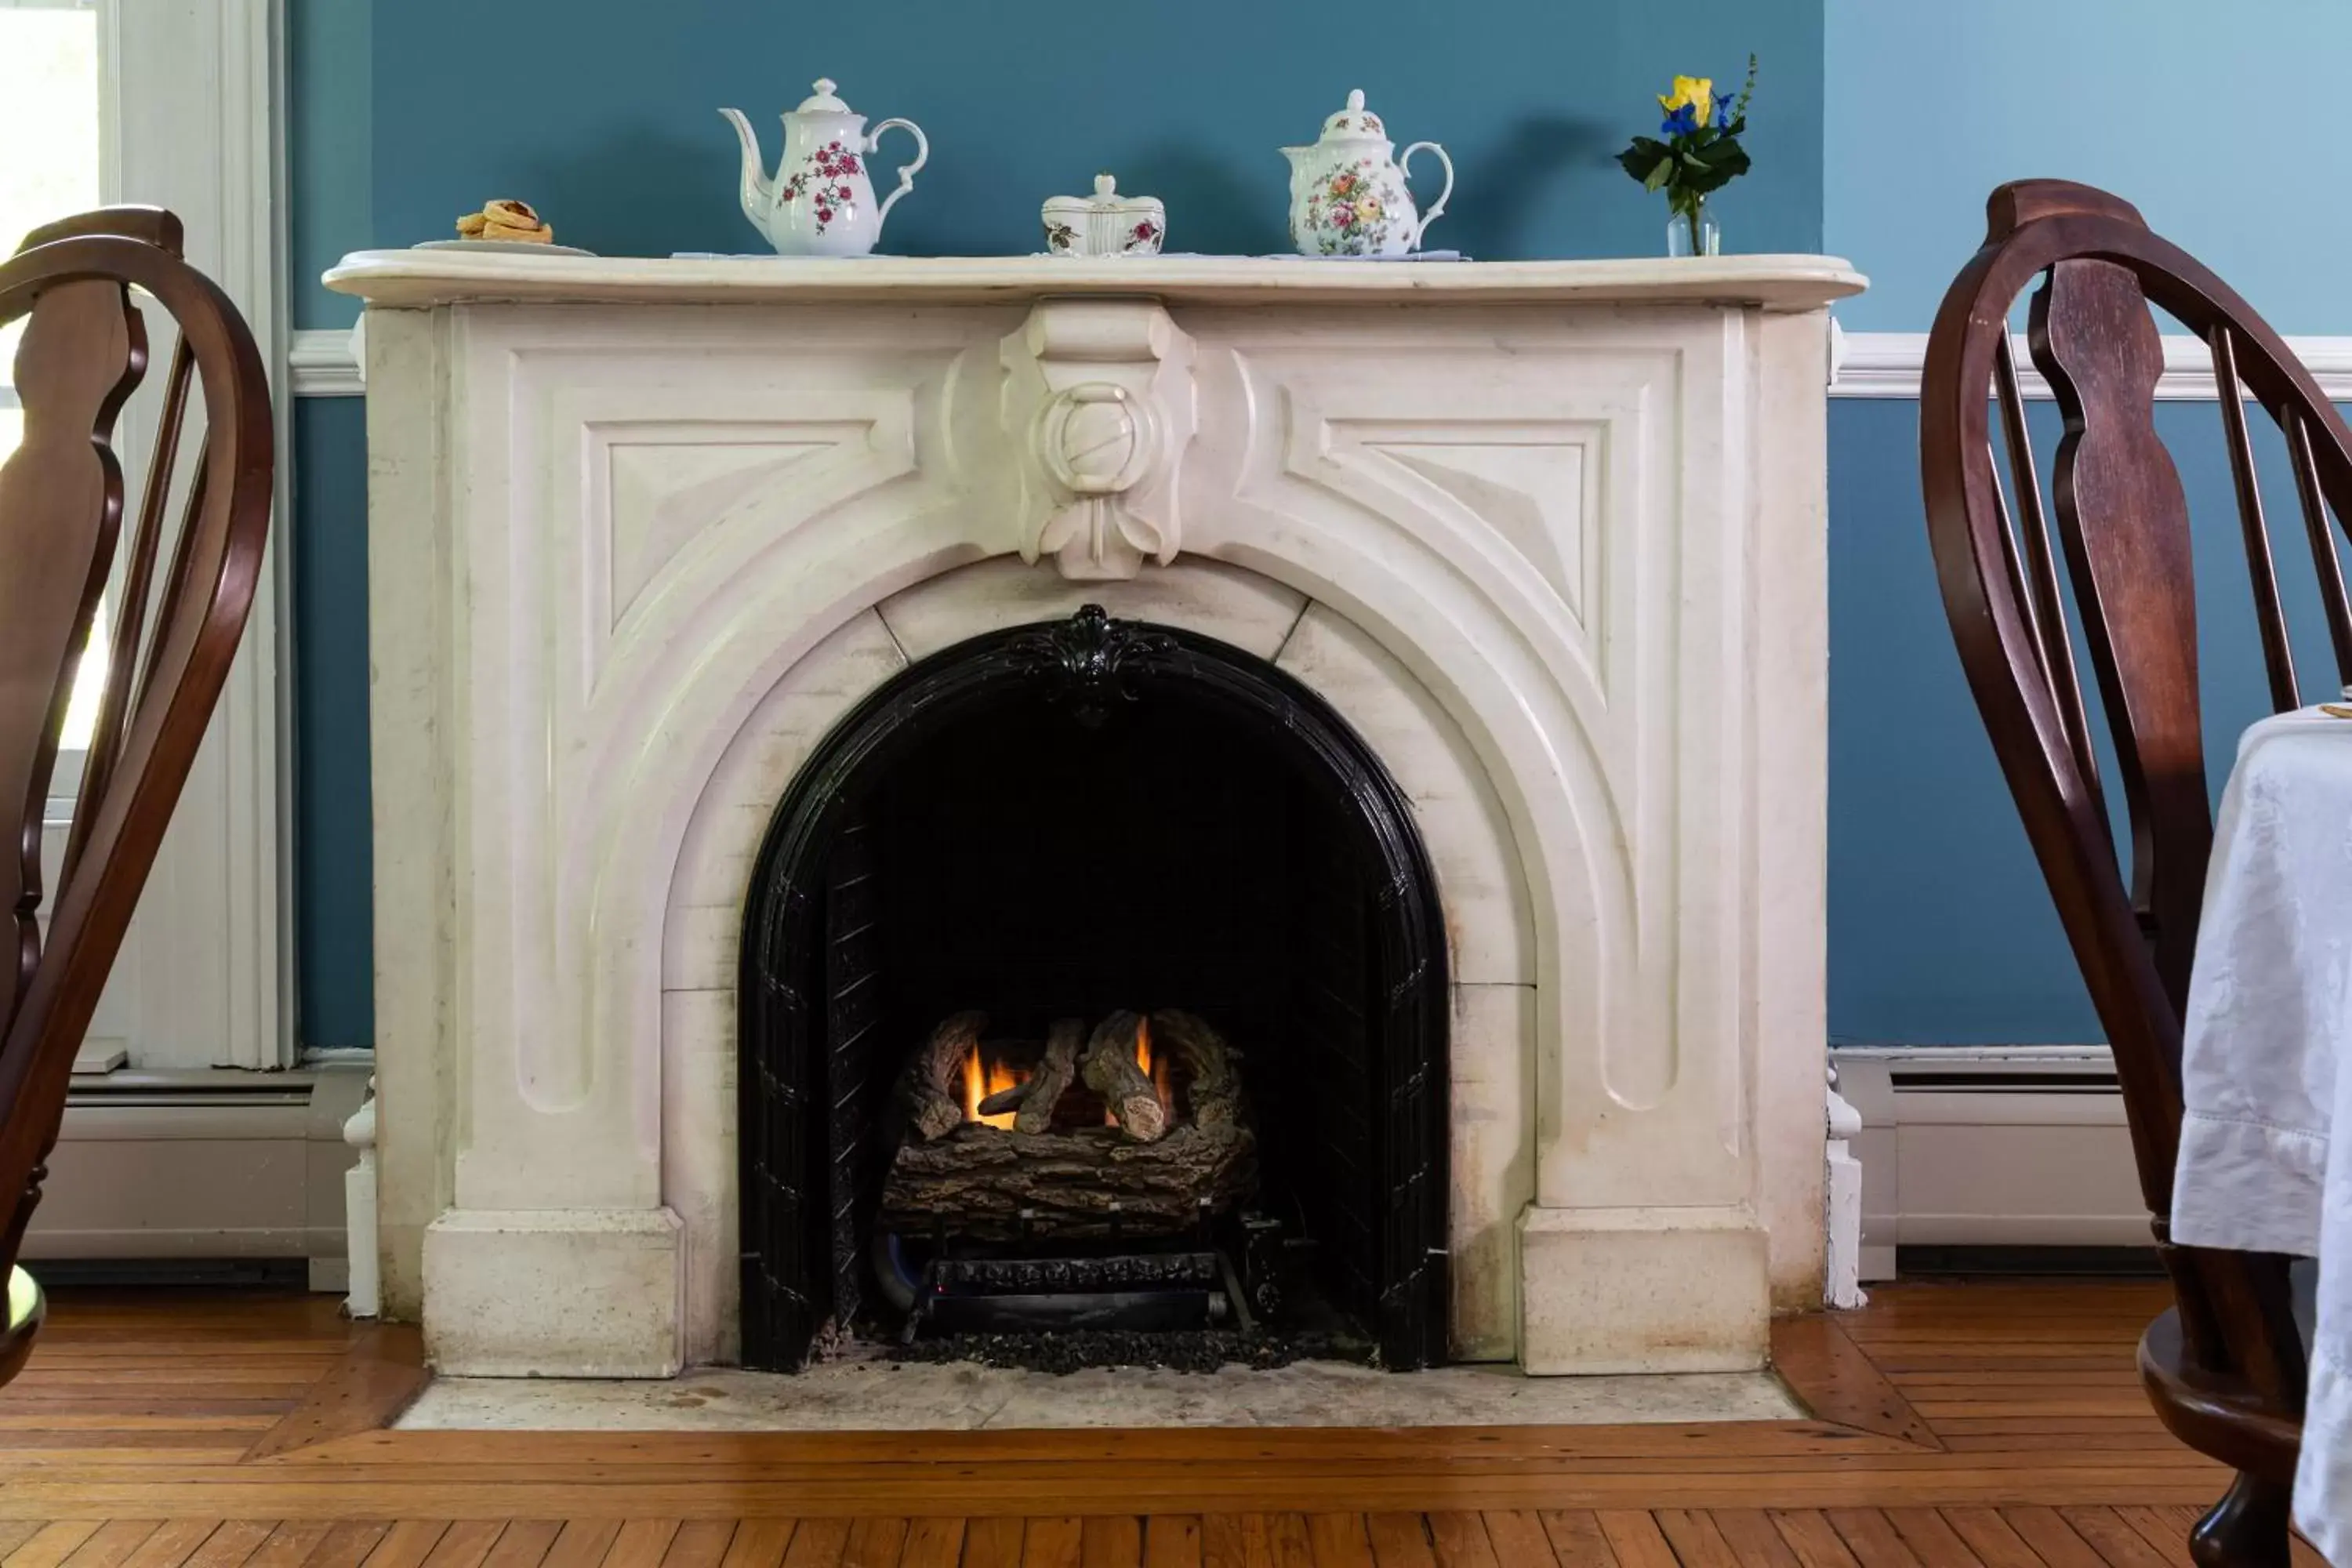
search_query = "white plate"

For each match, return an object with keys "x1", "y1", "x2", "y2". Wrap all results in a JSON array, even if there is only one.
[{"x1": 412, "y1": 239, "x2": 596, "y2": 256}]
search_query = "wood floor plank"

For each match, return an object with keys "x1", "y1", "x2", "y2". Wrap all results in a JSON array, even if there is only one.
[
  {"x1": 1535, "y1": 1514, "x2": 1616, "y2": 1568},
  {"x1": 1655, "y1": 1512, "x2": 1740, "y2": 1568},
  {"x1": 1079, "y1": 1518, "x2": 1142, "y2": 1568},
  {"x1": 7, "y1": 1525, "x2": 103, "y2": 1568},
  {"x1": 1022, "y1": 1519, "x2": 1083, "y2": 1568},
  {"x1": 1139, "y1": 1519, "x2": 1200, "y2": 1568},
  {"x1": 1265, "y1": 1517, "x2": 1314, "y2": 1568},
  {"x1": 1200, "y1": 1518, "x2": 1264, "y2": 1568},
  {"x1": 1593, "y1": 1515, "x2": 1674, "y2": 1568},
  {"x1": 1881, "y1": 1511, "x2": 1978, "y2": 1568},
  {"x1": 535, "y1": 1524, "x2": 619, "y2": 1568},
  {"x1": 177, "y1": 1524, "x2": 274, "y2": 1568},
  {"x1": 1710, "y1": 1513, "x2": 1799, "y2": 1568},
  {"x1": 1361, "y1": 1518, "x2": 1433, "y2": 1568},
  {"x1": 606, "y1": 1526, "x2": 682, "y2": 1568},
  {"x1": 1773, "y1": 1319, "x2": 1942, "y2": 1450},
  {"x1": 1995, "y1": 1512, "x2": 2103, "y2": 1568},
  {"x1": 1420, "y1": 1517, "x2": 1494, "y2": 1568},
  {"x1": 356, "y1": 1526, "x2": 451, "y2": 1568},
  {"x1": 60, "y1": 1523, "x2": 163, "y2": 1568},
  {"x1": 298, "y1": 1523, "x2": 391, "y2": 1568},
  {"x1": 1472, "y1": 1514, "x2": 1554, "y2": 1567},
  {"x1": 1934, "y1": 1512, "x2": 2042, "y2": 1568},
  {"x1": 0, "y1": 1534, "x2": 44, "y2": 1566},
  {"x1": 1301, "y1": 1516, "x2": 1370, "y2": 1568},
  {"x1": 241, "y1": 1329, "x2": 427, "y2": 1463},
  {"x1": 1767, "y1": 1513, "x2": 1860, "y2": 1568},
  {"x1": 713, "y1": 1524, "x2": 792, "y2": 1568},
  {"x1": 776, "y1": 1521, "x2": 846, "y2": 1568},
  {"x1": 960, "y1": 1521, "x2": 1024, "y2": 1568},
  {"x1": 2106, "y1": 1509, "x2": 2190, "y2": 1568},
  {"x1": 476, "y1": 1524, "x2": 561, "y2": 1568},
  {"x1": 247, "y1": 1526, "x2": 336, "y2": 1568},
  {"x1": 419, "y1": 1524, "x2": 505, "y2": 1568},
  {"x1": 2052, "y1": 1511, "x2": 2170, "y2": 1568},
  {"x1": 659, "y1": 1525, "x2": 735, "y2": 1568},
  {"x1": 895, "y1": 1520, "x2": 960, "y2": 1568},
  {"x1": 1825, "y1": 1514, "x2": 1922, "y2": 1568},
  {"x1": 111, "y1": 1533, "x2": 222, "y2": 1568},
  {"x1": 835, "y1": 1519, "x2": 899, "y2": 1568}
]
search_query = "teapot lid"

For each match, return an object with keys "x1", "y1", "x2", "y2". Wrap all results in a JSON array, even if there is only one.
[
  {"x1": 1316, "y1": 89, "x2": 1388, "y2": 142},
  {"x1": 793, "y1": 77, "x2": 852, "y2": 113}
]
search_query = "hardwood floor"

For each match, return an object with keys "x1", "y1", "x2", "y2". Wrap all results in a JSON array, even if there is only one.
[{"x1": 0, "y1": 1281, "x2": 2271, "y2": 1567}]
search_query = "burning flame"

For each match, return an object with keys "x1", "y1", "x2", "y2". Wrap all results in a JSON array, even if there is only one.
[{"x1": 963, "y1": 1045, "x2": 1026, "y2": 1131}]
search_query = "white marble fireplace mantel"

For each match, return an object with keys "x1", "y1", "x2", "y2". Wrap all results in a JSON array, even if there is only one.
[{"x1": 327, "y1": 249, "x2": 1864, "y2": 1381}]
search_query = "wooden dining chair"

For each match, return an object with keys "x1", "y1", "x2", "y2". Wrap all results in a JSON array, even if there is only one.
[
  {"x1": 1920, "y1": 179, "x2": 2351, "y2": 1566},
  {"x1": 0, "y1": 206, "x2": 274, "y2": 1383}
]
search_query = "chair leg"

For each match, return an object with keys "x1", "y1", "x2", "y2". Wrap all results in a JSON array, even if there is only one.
[{"x1": 2190, "y1": 1471, "x2": 2293, "y2": 1568}]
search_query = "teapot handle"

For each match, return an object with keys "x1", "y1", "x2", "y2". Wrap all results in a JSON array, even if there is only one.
[
  {"x1": 1399, "y1": 141, "x2": 1454, "y2": 252},
  {"x1": 866, "y1": 118, "x2": 929, "y2": 234}
]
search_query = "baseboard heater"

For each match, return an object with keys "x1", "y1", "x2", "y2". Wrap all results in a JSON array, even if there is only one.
[
  {"x1": 1830, "y1": 1046, "x2": 2149, "y2": 1282},
  {"x1": 20, "y1": 1065, "x2": 368, "y2": 1292}
]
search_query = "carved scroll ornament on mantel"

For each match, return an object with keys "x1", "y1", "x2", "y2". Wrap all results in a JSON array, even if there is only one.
[{"x1": 1000, "y1": 298, "x2": 1197, "y2": 581}]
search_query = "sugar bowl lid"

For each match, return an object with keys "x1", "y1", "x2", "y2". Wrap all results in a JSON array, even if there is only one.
[
  {"x1": 793, "y1": 77, "x2": 852, "y2": 113},
  {"x1": 1049, "y1": 173, "x2": 1155, "y2": 213},
  {"x1": 1316, "y1": 89, "x2": 1388, "y2": 143}
]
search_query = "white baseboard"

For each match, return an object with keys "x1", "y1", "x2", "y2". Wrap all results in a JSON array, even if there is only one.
[
  {"x1": 1828, "y1": 324, "x2": 2352, "y2": 401},
  {"x1": 20, "y1": 1065, "x2": 368, "y2": 1276},
  {"x1": 1830, "y1": 1045, "x2": 2147, "y2": 1280}
]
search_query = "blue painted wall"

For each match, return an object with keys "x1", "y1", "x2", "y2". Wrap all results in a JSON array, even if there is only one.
[
  {"x1": 1824, "y1": 0, "x2": 2352, "y2": 334},
  {"x1": 283, "y1": 0, "x2": 1826, "y2": 1050},
  {"x1": 1820, "y1": 0, "x2": 2352, "y2": 1044}
]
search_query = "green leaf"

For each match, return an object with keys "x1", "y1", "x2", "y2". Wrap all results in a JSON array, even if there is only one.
[{"x1": 1643, "y1": 158, "x2": 1675, "y2": 192}]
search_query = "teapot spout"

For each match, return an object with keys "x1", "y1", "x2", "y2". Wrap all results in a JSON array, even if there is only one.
[{"x1": 718, "y1": 107, "x2": 773, "y2": 225}]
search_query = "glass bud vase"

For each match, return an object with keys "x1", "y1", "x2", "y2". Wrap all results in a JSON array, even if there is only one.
[{"x1": 1667, "y1": 201, "x2": 1721, "y2": 258}]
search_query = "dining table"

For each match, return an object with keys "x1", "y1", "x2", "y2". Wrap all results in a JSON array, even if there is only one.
[{"x1": 2171, "y1": 703, "x2": 2352, "y2": 1563}]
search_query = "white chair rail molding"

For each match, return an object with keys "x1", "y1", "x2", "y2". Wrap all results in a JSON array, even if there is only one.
[{"x1": 325, "y1": 248, "x2": 1864, "y2": 1379}]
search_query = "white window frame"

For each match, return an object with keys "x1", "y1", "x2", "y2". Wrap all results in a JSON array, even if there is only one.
[{"x1": 9, "y1": 0, "x2": 292, "y2": 1072}]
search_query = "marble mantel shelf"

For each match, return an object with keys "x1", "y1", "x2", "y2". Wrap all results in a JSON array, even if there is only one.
[{"x1": 323, "y1": 249, "x2": 1865, "y2": 312}]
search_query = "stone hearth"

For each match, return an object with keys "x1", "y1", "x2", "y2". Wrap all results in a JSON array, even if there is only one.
[{"x1": 327, "y1": 251, "x2": 1863, "y2": 1380}]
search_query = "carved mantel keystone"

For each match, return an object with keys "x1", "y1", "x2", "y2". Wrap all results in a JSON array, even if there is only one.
[{"x1": 1000, "y1": 299, "x2": 1196, "y2": 581}]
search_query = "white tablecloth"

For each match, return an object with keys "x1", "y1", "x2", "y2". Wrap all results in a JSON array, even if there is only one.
[{"x1": 2172, "y1": 706, "x2": 2352, "y2": 1561}]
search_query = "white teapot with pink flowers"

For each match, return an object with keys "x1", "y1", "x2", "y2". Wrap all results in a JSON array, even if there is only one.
[
  {"x1": 721, "y1": 78, "x2": 929, "y2": 256},
  {"x1": 1281, "y1": 89, "x2": 1453, "y2": 257}
]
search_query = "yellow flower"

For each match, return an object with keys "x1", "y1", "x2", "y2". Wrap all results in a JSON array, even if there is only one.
[
  {"x1": 1356, "y1": 197, "x2": 1382, "y2": 221},
  {"x1": 1657, "y1": 74, "x2": 1715, "y2": 125}
]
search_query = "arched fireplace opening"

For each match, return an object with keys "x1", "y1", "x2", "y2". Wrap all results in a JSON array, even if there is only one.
[{"x1": 737, "y1": 606, "x2": 1449, "y2": 1371}]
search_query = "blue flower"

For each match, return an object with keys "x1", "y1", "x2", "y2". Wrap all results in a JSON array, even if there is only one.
[
  {"x1": 1714, "y1": 94, "x2": 1734, "y2": 129},
  {"x1": 1659, "y1": 102, "x2": 1700, "y2": 136}
]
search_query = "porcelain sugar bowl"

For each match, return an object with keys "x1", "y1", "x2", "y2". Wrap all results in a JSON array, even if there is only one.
[
  {"x1": 1043, "y1": 174, "x2": 1165, "y2": 257},
  {"x1": 1282, "y1": 89, "x2": 1453, "y2": 257},
  {"x1": 720, "y1": 78, "x2": 929, "y2": 256}
]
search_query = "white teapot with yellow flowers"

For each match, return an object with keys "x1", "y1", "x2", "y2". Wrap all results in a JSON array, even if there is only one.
[{"x1": 1282, "y1": 89, "x2": 1453, "y2": 257}]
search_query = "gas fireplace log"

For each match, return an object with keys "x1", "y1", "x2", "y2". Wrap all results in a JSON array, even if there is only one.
[
  {"x1": 1014, "y1": 1017, "x2": 1085, "y2": 1134},
  {"x1": 1150, "y1": 1009, "x2": 1243, "y2": 1129},
  {"x1": 899, "y1": 1011, "x2": 986, "y2": 1143},
  {"x1": 1083, "y1": 1010, "x2": 1168, "y2": 1143},
  {"x1": 878, "y1": 1122, "x2": 1258, "y2": 1240},
  {"x1": 975, "y1": 1081, "x2": 1031, "y2": 1118}
]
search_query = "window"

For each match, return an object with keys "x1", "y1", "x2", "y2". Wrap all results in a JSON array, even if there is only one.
[{"x1": 1, "y1": 0, "x2": 106, "y2": 750}]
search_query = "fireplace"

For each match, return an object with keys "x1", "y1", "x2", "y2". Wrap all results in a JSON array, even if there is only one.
[
  {"x1": 736, "y1": 608, "x2": 1449, "y2": 1370},
  {"x1": 336, "y1": 250, "x2": 1856, "y2": 1380}
]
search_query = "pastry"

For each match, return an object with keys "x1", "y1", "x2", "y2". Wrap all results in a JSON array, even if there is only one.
[{"x1": 456, "y1": 198, "x2": 553, "y2": 244}]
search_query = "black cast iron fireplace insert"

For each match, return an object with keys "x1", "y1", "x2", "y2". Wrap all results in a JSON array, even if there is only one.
[{"x1": 736, "y1": 606, "x2": 1449, "y2": 1370}]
